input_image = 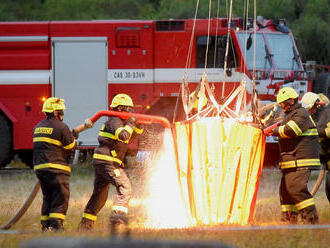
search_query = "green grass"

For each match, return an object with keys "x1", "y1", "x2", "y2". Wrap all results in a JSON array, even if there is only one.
[{"x1": 0, "y1": 163, "x2": 329, "y2": 248}]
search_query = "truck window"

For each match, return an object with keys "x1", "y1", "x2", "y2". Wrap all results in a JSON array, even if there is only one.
[
  {"x1": 196, "y1": 35, "x2": 237, "y2": 69},
  {"x1": 265, "y1": 34, "x2": 301, "y2": 70},
  {"x1": 236, "y1": 33, "x2": 271, "y2": 70}
]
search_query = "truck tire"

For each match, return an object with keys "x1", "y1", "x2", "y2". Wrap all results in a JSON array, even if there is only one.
[
  {"x1": 0, "y1": 113, "x2": 14, "y2": 168},
  {"x1": 312, "y1": 72, "x2": 330, "y2": 98},
  {"x1": 18, "y1": 150, "x2": 34, "y2": 169}
]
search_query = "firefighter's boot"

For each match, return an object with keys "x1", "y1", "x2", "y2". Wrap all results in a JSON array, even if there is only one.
[
  {"x1": 109, "y1": 211, "x2": 129, "y2": 238},
  {"x1": 300, "y1": 206, "x2": 319, "y2": 224},
  {"x1": 48, "y1": 218, "x2": 64, "y2": 232},
  {"x1": 41, "y1": 220, "x2": 50, "y2": 232},
  {"x1": 77, "y1": 218, "x2": 94, "y2": 232}
]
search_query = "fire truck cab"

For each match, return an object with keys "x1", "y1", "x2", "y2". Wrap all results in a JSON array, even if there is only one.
[{"x1": 0, "y1": 18, "x2": 309, "y2": 168}]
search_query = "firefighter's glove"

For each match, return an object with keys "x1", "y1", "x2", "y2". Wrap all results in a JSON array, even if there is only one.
[
  {"x1": 127, "y1": 116, "x2": 137, "y2": 127},
  {"x1": 271, "y1": 127, "x2": 279, "y2": 136},
  {"x1": 263, "y1": 128, "x2": 274, "y2": 136},
  {"x1": 72, "y1": 129, "x2": 79, "y2": 139}
]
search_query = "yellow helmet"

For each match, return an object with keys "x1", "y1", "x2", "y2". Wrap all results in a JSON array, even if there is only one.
[
  {"x1": 189, "y1": 90, "x2": 208, "y2": 109},
  {"x1": 301, "y1": 92, "x2": 320, "y2": 110},
  {"x1": 276, "y1": 87, "x2": 299, "y2": 104},
  {"x1": 318, "y1": 93, "x2": 329, "y2": 106},
  {"x1": 110, "y1": 94, "x2": 134, "y2": 108},
  {"x1": 42, "y1": 97, "x2": 66, "y2": 113}
]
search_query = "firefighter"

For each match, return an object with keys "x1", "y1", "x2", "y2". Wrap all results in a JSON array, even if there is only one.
[
  {"x1": 78, "y1": 93, "x2": 143, "y2": 233},
  {"x1": 33, "y1": 97, "x2": 76, "y2": 231},
  {"x1": 301, "y1": 92, "x2": 330, "y2": 202},
  {"x1": 268, "y1": 87, "x2": 320, "y2": 224}
]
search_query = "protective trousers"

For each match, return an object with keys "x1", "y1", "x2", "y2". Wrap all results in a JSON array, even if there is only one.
[
  {"x1": 36, "y1": 171, "x2": 69, "y2": 230},
  {"x1": 82, "y1": 160, "x2": 132, "y2": 224},
  {"x1": 280, "y1": 169, "x2": 318, "y2": 224},
  {"x1": 326, "y1": 170, "x2": 330, "y2": 202}
]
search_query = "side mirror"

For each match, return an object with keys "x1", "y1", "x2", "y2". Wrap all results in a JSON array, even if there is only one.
[
  {"x1": 226, "y1": 68, "x2": 232, "y2": 77},
  {"x1": 246, "y1": 33, "x2": 252, "y2": 50}
]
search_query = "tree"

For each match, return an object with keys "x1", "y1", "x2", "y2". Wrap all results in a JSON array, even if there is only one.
[
  {"x1": 0, "y1": 0, "x2": 45, "y2": 21},
  {"x1": 155, "y1": 0, "x2": 197, "y2": 19},
  {"x1": 291, "y1": 0, "x2": 330, "y2": 64}
]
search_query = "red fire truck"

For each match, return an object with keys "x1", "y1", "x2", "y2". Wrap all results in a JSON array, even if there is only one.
[{"x1": 0, "y1": 18, "x2": 309, "y2": 168}]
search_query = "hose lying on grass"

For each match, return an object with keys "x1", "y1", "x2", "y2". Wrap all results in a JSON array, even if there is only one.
[{"x1": 0, "y1": 182, "x2": 40, "y2": 230}]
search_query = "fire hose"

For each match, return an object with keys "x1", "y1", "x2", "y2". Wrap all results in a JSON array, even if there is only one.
[
  {"x1": 263, "y1": 122, "x2": 325, "y2": 196},
  {"x1": 0, "y1": 182, "x2": 40, "y2": 230},
  {"x1": 73, "y1": 110, "x2": 171, "y2": 134},
  {"x1": 0, "y1": 110, "x2": 171, "y2": 230}
]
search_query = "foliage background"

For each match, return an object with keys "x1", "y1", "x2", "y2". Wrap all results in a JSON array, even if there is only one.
[{"x1": 0, "y1": 0, "x2": 329, "y2": 64}]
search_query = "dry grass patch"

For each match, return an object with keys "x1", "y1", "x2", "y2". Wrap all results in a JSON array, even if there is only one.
[{"x1": 0, "y1": 164, "x2": 329, "y2": 248}]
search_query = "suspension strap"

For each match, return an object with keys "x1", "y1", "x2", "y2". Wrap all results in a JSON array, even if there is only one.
[{"x1": 221, "y1": 0, "x2": 234, "y2": 97}]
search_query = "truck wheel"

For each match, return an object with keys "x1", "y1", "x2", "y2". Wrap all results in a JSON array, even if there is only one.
[
  {"x1": 0, "y1": 113, "x2": 14, "y2": 168},
  {"x1": 18, "y1": 150, "x2": 34, "y2": 169}
]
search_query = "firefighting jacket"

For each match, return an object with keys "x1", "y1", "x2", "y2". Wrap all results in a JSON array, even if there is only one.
[
  {"x1": 312, "y1": 105, "x2": 330, "y2": 170},
  {"x1": 93, "y1": 116, "x2": 143, "y2": 167},
  {"x1": 272, "y1": 103, "x2": 321, "y2": 170},
  {"x1": 33, "y1": 116, "x2": 76, "y2": 175}
]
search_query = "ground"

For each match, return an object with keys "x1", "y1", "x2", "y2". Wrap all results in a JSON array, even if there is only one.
[{"x1": 0, "y1": 161, "x2": 329, "y2": 248}]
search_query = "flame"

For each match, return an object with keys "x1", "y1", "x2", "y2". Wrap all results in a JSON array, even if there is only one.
[
  {"x1": 142, "y1": 117, "x2": 265, "y2": 227},
  {"x1": 143, "y1": 128, "x2": 192, "y2": 228}
]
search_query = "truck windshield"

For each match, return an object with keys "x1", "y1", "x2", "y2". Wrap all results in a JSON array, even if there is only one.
[
  {"x1": 265, "y1": 33, "x2": 300, "y2": 70},
  {"x1": 236, "y1": 33, "x2": 271, "y2": 70},
  {"x1": 237, "y1": 32, "x2": 301, "y2": 71}
]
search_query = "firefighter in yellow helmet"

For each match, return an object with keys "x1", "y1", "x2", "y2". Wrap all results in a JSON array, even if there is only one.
[
  {"x1": 33, "y1": 97, "x2": 76, "y2": 231},
  {"x1": 268, "y1": 87, "x2": 320, "y2": 224},
  {"x1": 302, "y1": 92, "x2": 330, "y2": 202},
  {"x1": 78, "y1": 93, "x2": 143, "y2": 234}
]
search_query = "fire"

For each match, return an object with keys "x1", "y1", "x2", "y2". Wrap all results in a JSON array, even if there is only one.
[
  {"x1": 143, "y1": 128, "x2": 192, "y2": 228},
  {"x1": 142, "y1": 117, "x2": 265, "y2": 228}
]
